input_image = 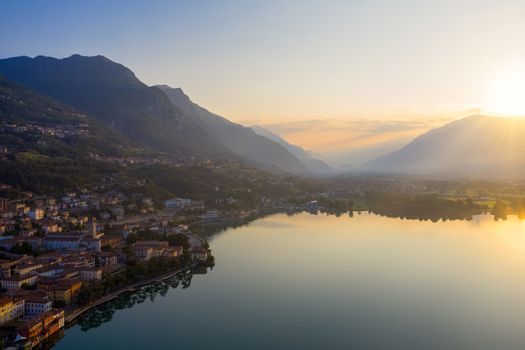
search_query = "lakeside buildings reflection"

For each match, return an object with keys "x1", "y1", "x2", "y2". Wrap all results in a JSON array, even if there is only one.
[{"x1": 76, "y1": 270, "x2": 198, "y2": 332}]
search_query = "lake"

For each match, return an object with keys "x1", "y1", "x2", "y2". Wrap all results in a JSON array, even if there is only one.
[{"x1": 54, "y1": 212, "x2": 525, "y2": 349}]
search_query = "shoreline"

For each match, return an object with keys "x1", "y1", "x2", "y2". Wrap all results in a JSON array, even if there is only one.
[{"x1": 65, "y1": 265, "x2": 193, "y2": 325}]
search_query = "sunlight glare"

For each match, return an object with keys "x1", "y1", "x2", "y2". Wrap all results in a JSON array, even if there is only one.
[{"x1": 486, "y1": 70, "x2": 525, "y2": 116}]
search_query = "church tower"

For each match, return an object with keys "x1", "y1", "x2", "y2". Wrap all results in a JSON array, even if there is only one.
[{"x1": 88, "y1": 217, "x2": 97, "y2": 238}]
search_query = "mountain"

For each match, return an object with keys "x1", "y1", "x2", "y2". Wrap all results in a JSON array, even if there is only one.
[
  {"x1": 156, "y1": 85, "x2": 309, "y2": 175},
  {"x1": 0, "y1": 75, "x2": 137, "y2": 193},
  {"x1": 365, "y1": 115, "x2": 525, "y2": 178},
  {"x1": 250, "y1": 125, "x2": 333, "y2": 175},
  {"x1": 0, "y1": 76, "x2": 130, "y2": 157},
  {"x1": 0, "y1": 55, "x2": 232, "y2": 158},
  {"x1": 324, "y1": 138, "x2": 412, "y2": 168}
]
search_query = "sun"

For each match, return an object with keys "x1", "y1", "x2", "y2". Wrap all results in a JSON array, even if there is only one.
[{"x1": 486, "y1": 70, "x2": 525, "y2": 116}]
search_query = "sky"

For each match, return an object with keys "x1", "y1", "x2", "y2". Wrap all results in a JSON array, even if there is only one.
[
  {"x1": 1, "y1": 0, "x2": 525, "y2": 164},
  {"x1": 2, "y1": 0, "x2": 525, "y2": 124}
]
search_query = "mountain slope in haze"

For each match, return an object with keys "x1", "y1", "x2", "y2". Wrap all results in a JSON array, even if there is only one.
[
  {"x1": 0, "y1": 55, "x2": 231, "y2": 158},
  {"x1": 365, "y1": 115, "x2": 525, "y2": 178},
  {"x1": 156, "y1": 85, "x2": 309, "y2": 175},
  {"x1": 250, "y1": 125, "x2": 334, "y2": 175},
  {"x1": 0, "y1": 76, "x2": 135, "y2": 193},
  {"x1": 0, "y1": 76, "x2": 130, "y2": 157}
]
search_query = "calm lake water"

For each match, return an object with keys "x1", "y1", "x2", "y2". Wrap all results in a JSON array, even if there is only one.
[{"x1": 54, "y1": 212, "x2": 525, "y2": 349}]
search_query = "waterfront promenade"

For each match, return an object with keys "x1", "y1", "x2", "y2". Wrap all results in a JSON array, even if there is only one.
[{"x1": 65, "y1": 265, "x2": 193, "y2": 324}]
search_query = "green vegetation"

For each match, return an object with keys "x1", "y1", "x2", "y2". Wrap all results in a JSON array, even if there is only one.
[
  {"x1": 492, "y1": 200, "x2": 509, "y2": 221},
  {"x1": 365, "y1": 192, "x2": 488, "y2": 221},
  {"x1": 0, "y1": 155, "x2": 122, "y2": 194},
  {"x1": 0, "y1": 78, "x2": 132, "y2": 157},
  {"x1": 125, "y1": 231, "x2": 190, "y2": 252},
  {"x1": 9, "y1": 241, "x2": 34, "y2": 255},
  {"x1": 318, "y1": 198, "x2": 353, "y2": 215},
  {"x1": 76, "y1": 256, "x2": 185, "y2": 306}
]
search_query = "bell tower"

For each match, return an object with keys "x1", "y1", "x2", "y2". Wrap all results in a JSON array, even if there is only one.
[{"x1": 88, "y1": 217, "x2": 97, "y2": 238}]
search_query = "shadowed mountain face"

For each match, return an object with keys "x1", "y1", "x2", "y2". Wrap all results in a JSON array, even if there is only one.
[
  {"x1": 0, "y1": 76, "x2": 129, "y2": 157},
  {"x1": 250, "y1": 125, "x2": 334, "y2": 175},
  {"x1": 366, "y1": 115, "x2": 525, "y2": 178},
  {"x1": 0, "y1": 76, "x2": 138, "y2": 193},
  {"x1": 0, "y1": 55, "x2": 231, "y2": 158},
  {"x1": 156, "y1": 85, "x2": 309, "y2": 175}
]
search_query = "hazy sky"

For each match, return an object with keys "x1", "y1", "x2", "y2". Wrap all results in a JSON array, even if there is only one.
[{"x1": 2, "y1": 0, "x2": 525, "y2": 122}]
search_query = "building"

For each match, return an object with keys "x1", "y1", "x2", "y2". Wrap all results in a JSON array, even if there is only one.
[
  {"x1": 41, "y1": 219, "x2": 60, "y2": 234},
  {"x1": 199, "y1": 211, "x2": 219, "y2": 221},
  {"x1": 100, "y1": 235, "x2": 124, "y2": 250},
  {"x1": 131, "y1": 246, "x2": 154, "y2": 261},
  {"x1": 306, "y1": 200, "x2": 319, "y2": 212},
  {"x1": 60, "y1": 252, "x2": 96, "y2": 269},
  {"x1": 14, "y1": 262, "x2": 44, "y2": 276},
  {"x1": 7, "y1": 290, "x2": 53, "y2": 316},
  {"x1": 131, "y1": 241, "x2": 177, "y2": 261},
  {"x1": 28, "y1": 208, "x2": 45, "y2": 221},
  {"x1": 109, "y1": 205, "x2": 124, "y2": 220},
  {"x1": 0, "y1": 198, "x2": 9, "y2": 213},
  {"x1": 17, "y1": 317, "x2": 43, "y2": 346},
  {"x1": 1, "y1": 273, "x2": 38, "y2": 290},
  {"x1": 164, "y1": 198, "x2": 191, "y2": 210},
  {"x1": 80, "y1": 268, "x2": 103, "y2": 281},
  {"x1": 17, "y1": 309, "x2": 65, "y2": 348},
  {"x1": 80, "y1": 237, "x2": 102, "y2": 252},
  {"x1": 190, "y1": 246, "x2": 208, "y2": 262},
  {"x1": 42, "y1": 235, "x2": 82, "y2": 250},
  {"x1": 15, "y1": 203, "x2": 29, "y2": 215},
  {"x1": 42, "y1": 232, "x2": 102, "y2": 252},
  {"x1": 87, "y1": 217, "x2": 98, "y2": 238},
  {"x1": 39, "y1": 280, "x2": 82, "y2": 305},
  {"x1": 96, "y1": 252, "x2": 118, "y2": 267},
  {"x1": 24, "y1": 292, "x2": 53, "y2": 315},
  {"x1": 164, "y1": 246, "x2": 183, "y2": 258},
  {"x1": 0, "y1": 297, "x2": 25, "y2": 325},
  {"x1": 36, "y1": 266, "x2": 64, "y2": 278},
  {"x1": 40, "y1": 309, "x2": 65, "y2": 337}
]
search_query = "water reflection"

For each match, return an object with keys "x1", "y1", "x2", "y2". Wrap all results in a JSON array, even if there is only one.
[
  {"x1": 200, "y1": 210, "x2": 354, "y2": 238},
  {"x1": 76, "y1": 270, "x2": 197, "y2": 332},
  {"x1": 201, "y1": 207, "x2": 522, "y2": 243},
  {"x1": 56, "y1": 212, "x2": 525, "y2": 350}
]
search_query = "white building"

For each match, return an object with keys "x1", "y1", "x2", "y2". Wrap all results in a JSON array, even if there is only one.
[
  {"x1": 42, "y1": 236, "x2": 82, "y2": 250},
  {"x1": 42, "y1": 233, "x2": 102, "y2": 252},
  {"x1": 1, "y1": 273, "x2": 38, "y2": 290},
  {"x1": 164, "y1": 198, "x2": 191, "y2": 210},
  {"x1": 80, "y1": 268, "x2": 103, "y2": 281},
  {"x1": 24, "y1": 297, "x2": 52, "y2": 315}
]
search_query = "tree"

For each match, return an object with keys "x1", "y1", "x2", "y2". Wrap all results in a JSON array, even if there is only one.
[
  {"x1": 492, "y1": 200, "x2": 508, "y2": 221},
  {"x1": 10, "y1": 241, "x2": 34, "y2": 255}
]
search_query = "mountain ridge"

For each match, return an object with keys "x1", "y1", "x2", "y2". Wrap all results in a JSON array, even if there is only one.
[
  {"x1": 365, "y1": 115, "x2": 525, "y2": 178},
  {"x1": 156, "y1": 85, "x2": 310, "y2": 175},
  {"x1": 0, "y1": 54, "x2": 233, "y2": 159},
  {"x1": 249, "y1": 125, "x2": 334, "y2": 175}
]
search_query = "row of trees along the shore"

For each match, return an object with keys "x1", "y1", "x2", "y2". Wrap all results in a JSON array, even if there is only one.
[
  {"x1": 364, "y1": 193, "x2": 488, "y2": 222},
  {"x1": 75, "y1": 232, "x2": 213, "y2": 307}
]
